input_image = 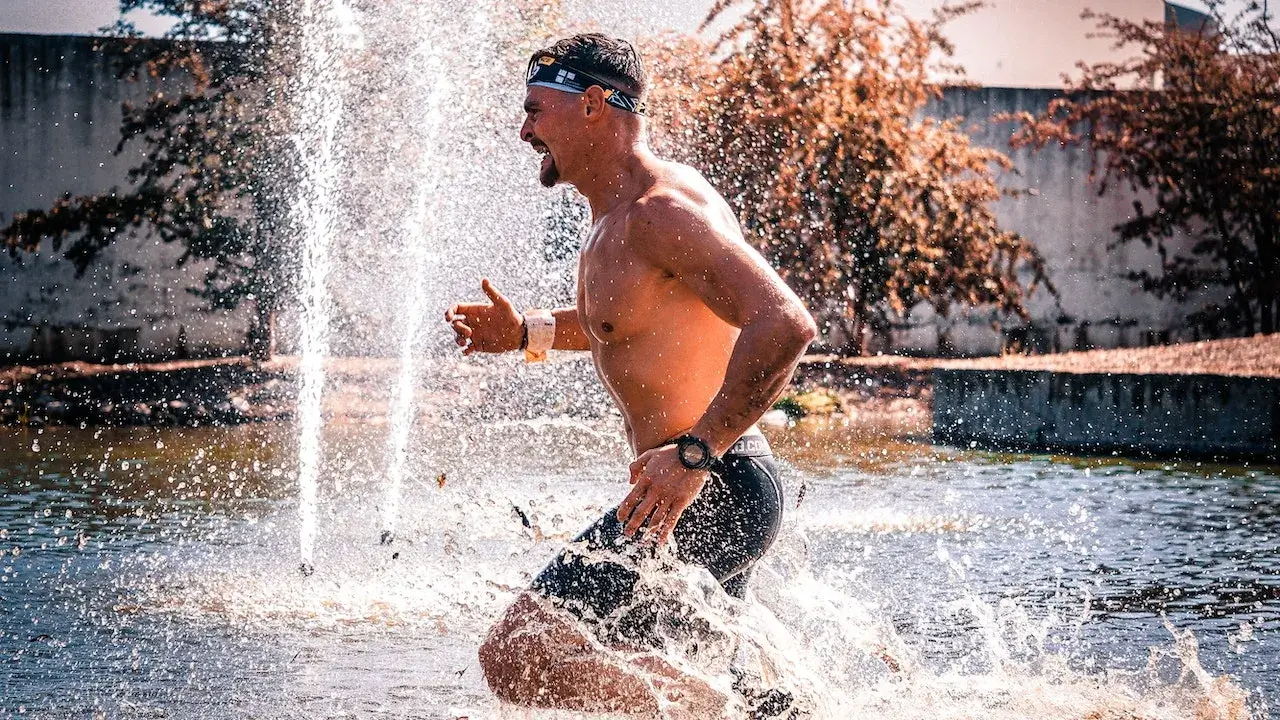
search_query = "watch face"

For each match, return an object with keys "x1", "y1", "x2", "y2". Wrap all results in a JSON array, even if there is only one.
[
  {"x1": 680, "y1": 444, "x2": 706, "y2": 464},
  {"x1": 678, "y1": 437, "x2": 710, "y2": 468}
]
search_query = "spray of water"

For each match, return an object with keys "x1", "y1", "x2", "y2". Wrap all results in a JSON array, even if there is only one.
[
  {"x1": 290, "y1": 0, "x2": 353, "y2": 574},
  {"x1": 232, "y1": 1, "x2": 1268, "y2": 716},
  {"x1": 379, "y1": 11, "x2": 480, "y2": 546}
]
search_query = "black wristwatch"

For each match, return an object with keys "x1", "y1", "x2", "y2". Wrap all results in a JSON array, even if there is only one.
[{"x1": 674, "y1": 434, "x2": 716, "y2": 470}]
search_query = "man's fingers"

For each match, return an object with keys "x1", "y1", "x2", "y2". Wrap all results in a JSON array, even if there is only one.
[
  {"x1": 659, "y1": 507, "x2": 681, "y2": 544},
  {"x1": 452, "y1": 302, "x2": 489, "y2": 316},
  {"x1": 657, "y1": 495, "x2": 695, "y2": 545},
  {"x1": 654, "y1": 503, "x2": 684, "y2": 545},
  {"x1": 624, "y1": 495, "x2": 662, "y2": 536},
  {"x1": 451, "y1": 321, "x2": 472, "y2": 348},
  {"x1": 617, "y1": 480, "x2": 648, "y2": 524},
  {"x1": 480, "y1": 278, "x2": 511, "y2": 309},
  {"x1": 639, "y1": 500, "x2": 666, "y2": 544}
]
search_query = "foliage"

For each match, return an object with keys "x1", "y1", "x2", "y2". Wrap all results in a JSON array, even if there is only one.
[
  {"x1": 771, "y1": 389, "x2": 841, "y2": 418},
  {"x1": 2, "y1": 0, "x2": 578, "y2": 361},
  {"x1": 1007, "y1": 1, "x2": 1280, "y2": 335},
  {"x1": 1, "y1": 0, "x2": 295, "y2": 359},
  {"x1": 645, "y1": 0, "x2": 1051, "y2": 354}
]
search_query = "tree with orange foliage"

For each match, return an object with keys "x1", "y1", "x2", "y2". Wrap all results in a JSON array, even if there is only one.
[
  {"x1": 1008, "y1": 1, "x2": 1280, "y2": 336},
  {"x1": 647, "y1": 0, "x2": 1050, "y2": 354}
]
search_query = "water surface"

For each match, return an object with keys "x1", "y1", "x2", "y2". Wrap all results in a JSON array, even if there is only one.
[{"x1": 1, "y1": 421, "x2": 1274, "y2": 718}]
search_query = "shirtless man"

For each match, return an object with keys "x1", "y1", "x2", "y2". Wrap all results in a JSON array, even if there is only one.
[{"x1": 445, "y1": 34, "x2": 817, "y2": 716}]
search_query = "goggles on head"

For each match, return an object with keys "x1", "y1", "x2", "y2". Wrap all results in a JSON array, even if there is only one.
[{"x1": 525, "y1": 54, "x2": 647, "y2": 116}]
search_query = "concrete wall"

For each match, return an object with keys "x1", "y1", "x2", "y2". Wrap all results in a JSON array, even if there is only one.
[
  {"x1": 892, "y1": 86, "x2": 1214, "y2": 356},
  {"x1": 0, "y1": 33, "x2": 250, "y2": 363},
  {"x1": 933, "y1": 369, "x2": 1280, "y2": 461},
  {"x1": 0, "y1": 34, "x2": 1217, "y2": 362}
]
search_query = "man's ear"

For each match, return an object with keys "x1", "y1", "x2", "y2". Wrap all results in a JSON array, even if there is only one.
[{"x1": 583, "y1": 85, "x2": 607, "y2": 119}]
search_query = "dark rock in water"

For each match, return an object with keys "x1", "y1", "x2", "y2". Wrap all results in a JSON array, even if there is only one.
[
  {"x1": 299, "y1": 562, "x2": 315, "y2": 577},
  {"x1": 380, "y1": 530, "x2": 394, "y2": 545},
  {"x1": 391, "y1": 552, "x2": 399, "y2": 560}
]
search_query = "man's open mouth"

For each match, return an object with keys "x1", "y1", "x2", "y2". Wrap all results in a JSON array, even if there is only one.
[
  {"x1": 534, "y1": 144, "x2": 552, "y2": 169},
  {"x1": 530, "y1": 141, "x2": 557, "y2": 186}
]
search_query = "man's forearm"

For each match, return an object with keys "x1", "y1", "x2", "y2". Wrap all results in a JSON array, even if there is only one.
[
  {"x1": 689, "y1": 316, "x2": 815, "y2": 456},
  {"x1": 551, "y1": 307, "x2": 591, "y2": 351}
]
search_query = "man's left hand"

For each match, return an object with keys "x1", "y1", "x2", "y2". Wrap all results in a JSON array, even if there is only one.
[{"x1": 617, "y1": 445, "x2": 709, "y2": 545}]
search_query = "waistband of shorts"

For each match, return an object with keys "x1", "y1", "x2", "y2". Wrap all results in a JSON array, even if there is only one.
[{"x1": 723, "y1": 432, "x2": 772, "y2": 458}]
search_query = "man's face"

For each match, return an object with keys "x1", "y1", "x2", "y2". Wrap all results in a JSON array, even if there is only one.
[{"x1": 520, "y1": 87, "x2": 575, "y2": 188}]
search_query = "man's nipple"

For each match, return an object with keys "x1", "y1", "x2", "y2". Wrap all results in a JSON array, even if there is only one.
[{"x1": 601, "y1": 322, "x2": 614, "y2": 334}]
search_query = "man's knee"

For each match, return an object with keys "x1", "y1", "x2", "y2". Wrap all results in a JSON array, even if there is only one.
[
  {"x1": 478, "y1": 594, "x2": 566, "y2": 706},
  {"x1": 479, "y1": 622, "x2": 535, "y2": 703},
  {"x1": 478, "y1": 628, "x2": 528, "y2": 704}
]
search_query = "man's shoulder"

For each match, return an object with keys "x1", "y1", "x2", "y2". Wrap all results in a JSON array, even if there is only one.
[{"x1": 625, "y1": 163, "x2": 722, "y2": 238}]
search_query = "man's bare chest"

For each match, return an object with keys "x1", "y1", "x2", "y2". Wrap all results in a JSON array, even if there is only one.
[{"x1": 577, "y1": 229, "x2": 672, "y2": 343}]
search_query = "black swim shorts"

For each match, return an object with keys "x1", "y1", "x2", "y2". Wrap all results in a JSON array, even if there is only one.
[{"x1": 530, "y1": 434, "x2": 784, "y2": 646}]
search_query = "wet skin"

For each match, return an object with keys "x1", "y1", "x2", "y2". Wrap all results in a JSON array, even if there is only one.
[
  {"x1": 450, "y1": 80, "x2": 816, "y2": 715},
  {"x1": 447, "y1": 84, "x2": 816, "y2": 544},
  {"x1": 576, "y1": 163, "x2": 745, "y2": 456}
]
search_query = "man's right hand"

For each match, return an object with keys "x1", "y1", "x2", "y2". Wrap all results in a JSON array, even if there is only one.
[{"x1": 445, "y1": 279, "x2": 524, "y2": 356}]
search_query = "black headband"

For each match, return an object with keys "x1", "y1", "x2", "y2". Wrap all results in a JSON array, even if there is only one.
[{"x1": 525, "y1": 55, "x2": 647, "y2": 115}]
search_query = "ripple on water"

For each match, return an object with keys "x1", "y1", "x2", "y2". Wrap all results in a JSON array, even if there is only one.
[{"x1": 0, "y1": 424, "x2": 1274, "y2": 719}]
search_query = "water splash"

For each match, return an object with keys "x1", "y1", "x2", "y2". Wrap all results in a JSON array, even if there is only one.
[
  {"x1": 290, "y1": 0, "x2": 355, "y2": 573},
  {"x1": 379, "y1": 13, "x2": 469, "y2": 546}
]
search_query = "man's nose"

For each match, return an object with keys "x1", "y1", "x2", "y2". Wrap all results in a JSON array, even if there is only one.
[{"x1": 519, "y1": 118, "x2": 533, "y2": 143}]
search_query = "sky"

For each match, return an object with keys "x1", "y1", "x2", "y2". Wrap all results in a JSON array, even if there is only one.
[
  {"x1": 0, "y1": 0, "x2": 1246, "y2": 37},
  {"x1": 0, "y1": 0, "x2": 175, "y2": 35},
  {"x1": 1, "y1": 0, "x2": 1268, "y2": 88}
]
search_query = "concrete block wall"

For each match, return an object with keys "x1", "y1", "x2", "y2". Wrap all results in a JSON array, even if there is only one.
[
  {"x1": 893, "y1": 87, "x2": 1217, "y2": 356},
  {"x1": 1, "y1": 33, "x2": 250, "y2": 363},
  {"x1": 933, "y1": 368, "x2": 1280, "y2": 461}
]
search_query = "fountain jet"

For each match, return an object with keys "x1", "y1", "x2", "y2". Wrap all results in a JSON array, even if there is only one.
[
  {"x1": 379, "y1": 10, "x2": 458, "y2": 548},
  {"x1": 290, "y1": 0, "x2": 354, "y2": 573}
]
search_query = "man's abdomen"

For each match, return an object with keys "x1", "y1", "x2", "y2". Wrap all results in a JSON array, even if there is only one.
[{"x1": 594, "y1": 328, "x2": 736, "y2": 453}]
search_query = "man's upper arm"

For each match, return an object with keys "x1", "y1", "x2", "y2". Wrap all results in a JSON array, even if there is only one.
[{"x1": 626, "y1": 192, "x2": 807, "y2": 329}]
